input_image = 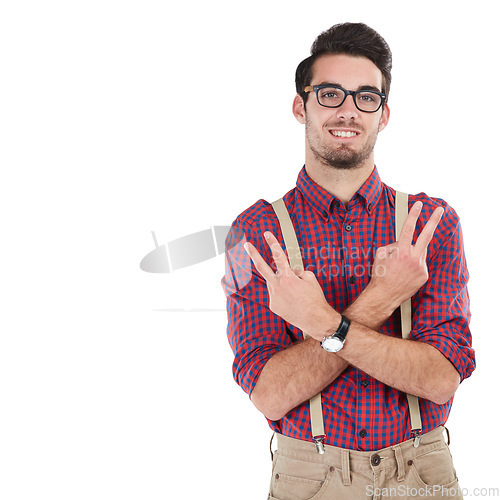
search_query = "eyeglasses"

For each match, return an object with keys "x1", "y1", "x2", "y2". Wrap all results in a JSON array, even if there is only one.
[{"x1": 303, "y1": 85, "x2": 387, "y2": 113}]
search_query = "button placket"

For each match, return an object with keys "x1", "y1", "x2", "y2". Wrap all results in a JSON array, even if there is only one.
[{"x1": 342, "y1": 212, "x2": 357, "y2": 297}]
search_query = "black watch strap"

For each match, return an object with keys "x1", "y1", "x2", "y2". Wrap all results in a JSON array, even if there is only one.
[{"x1": 335, "y1": 315, "x2": 351, "y2": 341}]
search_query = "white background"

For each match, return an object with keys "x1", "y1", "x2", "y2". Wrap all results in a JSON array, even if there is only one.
[{"x1": 0, "y1": 1, "x2": 498, "y2": 498}]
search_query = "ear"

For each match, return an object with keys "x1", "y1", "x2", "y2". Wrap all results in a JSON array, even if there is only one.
[
  {"x1": 378, "y1": 102, "x2": 390, "y2": 132},
  {"x1": 292, "y1": 94, "x2": 306, "y2": 124}
]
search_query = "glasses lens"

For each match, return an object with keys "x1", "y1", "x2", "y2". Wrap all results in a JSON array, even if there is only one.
[
  {"x1": 317, "y1": 87, "x2": 345, "y2": 107},
  {"x1": 355, "y1": 91, "x2": 382, "y2": 112}
]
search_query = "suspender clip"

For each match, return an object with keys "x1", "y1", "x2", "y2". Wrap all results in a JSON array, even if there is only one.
[
  {"x1": 314, "y1": 436, "x2": 325, "y2": 455},
  {"x1": 412, "y1": 429, "x2": 422, "y2": 448}
]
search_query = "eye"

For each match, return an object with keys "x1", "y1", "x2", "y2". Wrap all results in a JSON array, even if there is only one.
[
  {"x1": 358, "y1": 93, "x2": 376, "y2": 102},
  {"x1": 320, "y1": 90, "x2": 340, "y2": 99}
]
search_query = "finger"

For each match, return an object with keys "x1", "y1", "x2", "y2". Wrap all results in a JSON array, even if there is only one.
[
  {"x1": 301, "y1": 269, "x2": 318, "y2": 281},
  {"x1": 264, "y1": 231, "x2": 293, "y2": 276},
  {"x1": 398, "y1": 201, "x2": 423, "y2": 246},
  {"x1": 243, "y1": 241, "x2": 277, "y2": 282},
  {"x1": 414, "y1": 206, "x2": 445, "y2": 255},
  {"x1": 420, "y1": 246, "x2": 428, "y2": 265}
]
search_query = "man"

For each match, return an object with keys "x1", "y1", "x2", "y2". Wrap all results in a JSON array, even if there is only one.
[{"x1": 222, "y1": 22, "x2": 474, "y2": 499}]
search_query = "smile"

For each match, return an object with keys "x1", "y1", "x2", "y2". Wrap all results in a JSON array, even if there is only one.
[{"x1": 329, "y1": 130, "x2": 360, "y2": 138}]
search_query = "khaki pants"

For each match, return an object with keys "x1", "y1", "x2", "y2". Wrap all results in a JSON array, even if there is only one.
[{"x1": 268, "y1": 426, "x2": 462, "y2": 499}]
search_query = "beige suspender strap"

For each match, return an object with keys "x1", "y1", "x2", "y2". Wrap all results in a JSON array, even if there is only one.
[
  {"x1": 395, "y1": 191, "x2": 423, "y2": 447},
  {"x1": 395, "y1": 192, "x2": 412, "y2": 340},
  {"x1": 271, "y1": 199, "x2": 326, "y2": 454},
  {"x1": 271, "y1": 199, "x2": 304, "y2": 273}
]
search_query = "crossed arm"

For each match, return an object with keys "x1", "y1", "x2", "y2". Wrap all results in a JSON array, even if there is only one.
[{"x1": 244, "y1": 202, "x2": 461, "y2": 421}]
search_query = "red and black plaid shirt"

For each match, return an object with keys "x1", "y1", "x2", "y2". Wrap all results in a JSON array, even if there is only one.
[{"x1": 222, "y1": 165, "x2": 475, "y2": 451}]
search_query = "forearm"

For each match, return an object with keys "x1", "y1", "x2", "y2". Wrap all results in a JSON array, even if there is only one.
[
  {"x1": 251, "y1": 336, "x2": 347, "y2": 421},
  {"x1": 342, "y1": 282, "x2": 394, "y2": 331},
  {"x1": 326, "y1": 314, "x2": 460, "y2": 405},
  {"x1": 250, "y1": 288, "x2": 389, "y2": 421}
]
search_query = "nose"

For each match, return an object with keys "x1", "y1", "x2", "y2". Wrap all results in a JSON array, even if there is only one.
[{"x1": 336, "y1": 94, "x2": 359, "y2": 121}]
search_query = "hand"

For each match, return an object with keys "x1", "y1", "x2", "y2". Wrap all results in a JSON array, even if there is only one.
[
  {"x1": 367, "y1": 201, "x2": 444, "y2": 313},
  {"x1": 244, "y1": 231, "x2": 338, "y2": 341}
]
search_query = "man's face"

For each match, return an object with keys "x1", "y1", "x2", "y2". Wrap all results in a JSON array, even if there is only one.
[{"x1": 293, "y1": 53, "x2": 390, "y2": 170}]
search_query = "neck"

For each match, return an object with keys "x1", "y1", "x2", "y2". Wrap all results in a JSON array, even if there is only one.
[{"x1": 304, "y1": 149, "x2": 375, "y2": 206}]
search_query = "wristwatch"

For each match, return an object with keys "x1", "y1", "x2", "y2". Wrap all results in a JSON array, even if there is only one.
[{"x1": 321, "y1": 315, "x2": 351, "y2": 353}]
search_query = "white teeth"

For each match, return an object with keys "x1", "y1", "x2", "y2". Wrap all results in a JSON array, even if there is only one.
[{"x1": 331, "y1": 130, "x2": 358, "y2": 137}]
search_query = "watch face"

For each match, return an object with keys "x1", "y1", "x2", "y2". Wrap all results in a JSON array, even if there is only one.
[{"x1": 322, "y1": 336, "x2": 344, "y2": 353}]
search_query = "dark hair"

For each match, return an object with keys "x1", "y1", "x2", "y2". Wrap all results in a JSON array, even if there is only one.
[{"x1": 295, "y1": 23, "x2": 392, "y2": 106}]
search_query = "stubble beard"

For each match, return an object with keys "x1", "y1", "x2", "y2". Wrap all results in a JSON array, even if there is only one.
[{"x1": 305, "y1": 116, "x2": 379, "y2": 171}]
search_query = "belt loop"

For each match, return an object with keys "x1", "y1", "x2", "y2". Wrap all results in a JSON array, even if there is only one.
[
  {"x1": 341, "y1": 449, "x2": 351, "y2": 486},
  {"x1": 392, "y1": 445, "x2": 406, "y2": 482},
  {"x1": 444, "y1": 426, "x2": 451, "y2": 446}
]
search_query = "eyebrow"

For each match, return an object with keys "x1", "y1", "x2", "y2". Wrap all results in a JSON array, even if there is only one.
[{"x1": 317, "y1": 82, "x2": 382, "y2": 93}]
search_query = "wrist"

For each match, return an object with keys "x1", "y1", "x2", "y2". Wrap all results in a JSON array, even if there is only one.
[
  {"x1": 359, "y1": 282, "x2": 399, "y2": 320},
  {"x1": 308, "y1": 307, "x2": 342, "y2": 342}
]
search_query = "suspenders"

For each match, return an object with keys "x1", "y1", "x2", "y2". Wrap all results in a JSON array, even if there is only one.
[
  {"x1": 271, "y1": 199, "x2": 326, "y2": 453},
  {"x1": 271, "y1": 191, "x2": 423, "y2": 453},
  {"x1": 395, "y1": 191, "x2": 423, "y2": 447}
]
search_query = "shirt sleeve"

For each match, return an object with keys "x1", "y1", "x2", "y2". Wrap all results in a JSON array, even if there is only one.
[
  {"x1": 410, "y1": 202, "x2": 475, "y2": 382},
  {"x1": 221, "y1": 206, "x2": 293, "y2": 397}
]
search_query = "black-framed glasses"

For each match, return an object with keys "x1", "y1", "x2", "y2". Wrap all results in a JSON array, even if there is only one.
[{"x1": 304, "y1": 85, "x2": 386, "y2": 113}]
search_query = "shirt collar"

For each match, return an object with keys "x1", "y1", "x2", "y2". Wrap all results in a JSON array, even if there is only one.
[
  {"x1": 356, "y1": 165, "x2": 383, "y2": 214},
  {"x1": 296, "y1": 165, "x2": 383, "y2": 217},
  {"x1": 296, "y1": 166, "x2": 335, "y2": 218}
]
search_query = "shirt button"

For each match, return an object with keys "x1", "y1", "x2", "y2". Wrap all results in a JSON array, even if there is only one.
[
  {"x1": 359, "y1": 429, "x2": 367, "y2": 438},
  {"x1": 322, "y1": 210, "x2": 328, "y2": 218},
  {"x1": 371, "y1": 454, "x2": 381, "y2": 466},
  {"x1": 345, "y1": 224, "x2": 352, "y2": 231},
  {"x1": 334, "y1": 200, "x2": 341, "y2": 208},
  {"x1": 361, "y1": 379, "x2": 369, "y2": 387},
  {"x1": 348, "y1": 276, "x2": 355, "y2": 284}
]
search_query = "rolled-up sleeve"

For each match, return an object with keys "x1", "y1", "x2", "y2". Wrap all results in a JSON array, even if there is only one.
[
  {"x1": 410, "y1": 204, "x2": 475, "y2": 382},
  {"x1": 221, "y1": 206, "x2": 293, "y2": 396}
]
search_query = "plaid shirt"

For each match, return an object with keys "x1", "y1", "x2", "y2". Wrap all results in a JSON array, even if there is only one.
[{"x1": 222, "y1": 165, "x2": 475, "y2": 451}]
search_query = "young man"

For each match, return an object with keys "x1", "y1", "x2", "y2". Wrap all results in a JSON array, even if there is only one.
[{"x1": 222, "y1": 23, "x2": 474, "y2": 499}]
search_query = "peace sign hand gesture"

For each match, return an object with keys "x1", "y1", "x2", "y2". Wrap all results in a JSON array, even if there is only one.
[
  {"x1": 368, "y1": 201, "x2": 444, "y2": 313},
  {"x1": 244, "y1": 232, "x2": 337, "y2": 341}
]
